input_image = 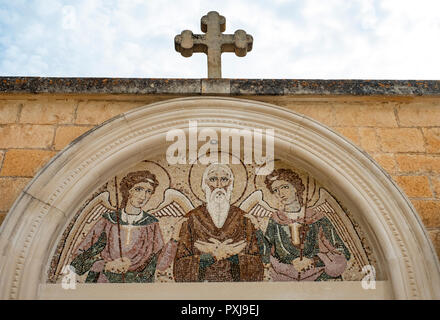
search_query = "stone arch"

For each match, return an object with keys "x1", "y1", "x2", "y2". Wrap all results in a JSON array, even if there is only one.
[{"x1": 0, "y1": 97, "x2": 438, "y2": 299}]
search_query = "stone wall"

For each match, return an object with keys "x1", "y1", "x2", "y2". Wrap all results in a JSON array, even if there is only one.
[{"x1": 0, "y1": 92, "x2": 439, "y2": 260}]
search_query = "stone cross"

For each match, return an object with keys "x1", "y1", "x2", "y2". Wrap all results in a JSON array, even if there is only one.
[{"x1": 175, "y1": 11, "x2": 253, "y2": 78}]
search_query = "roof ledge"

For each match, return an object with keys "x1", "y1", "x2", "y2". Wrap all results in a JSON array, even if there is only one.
[{"x1": 1, "y1": 77, "x2": 439, "y2": 96}]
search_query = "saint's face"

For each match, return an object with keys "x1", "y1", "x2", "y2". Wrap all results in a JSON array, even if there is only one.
[
  {"x1": 271, "y1": 180, "x2": 297, "y2": 205},
  {"x1": 205, "y1": 167, "x2": 232, "y2": 192},
  {"x1": 128, "y1": 182, "x2": 154, "y2": 208}
]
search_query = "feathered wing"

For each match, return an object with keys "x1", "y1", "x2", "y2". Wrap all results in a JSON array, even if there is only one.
[
  {"x1": 55, "y1": 191, "x2": 115, "y2": 279},
  {"x1": 239, "y1": 190, "x2": 276, "y2": 233},
  {"x1": 240, "y1": 190, "x2": 276, "y2": 218},
  {"x1": 309, "y1": 188, "x2": 371, "y2": 274},
  {"x1": 150, "y1": 189, "x2": 195, "y2": 245},
  {"x1": 150, "y1": 189, "x2": 194, "y2": 217}
]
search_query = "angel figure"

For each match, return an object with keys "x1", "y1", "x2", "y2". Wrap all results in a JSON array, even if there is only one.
[
  {"x1": 242, "y1": 168, "x2": 351, "y2": 281},
  {"x1": 69, "y1": 170, "x2": 190, "y2": 283}
]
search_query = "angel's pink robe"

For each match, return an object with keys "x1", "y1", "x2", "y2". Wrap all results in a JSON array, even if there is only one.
[{"x1": 71, "y1": 211, "x2": 177, "y2": 283}]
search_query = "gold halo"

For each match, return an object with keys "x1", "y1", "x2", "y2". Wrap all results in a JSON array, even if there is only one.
[
  {"x1": 107, "y1": 160, "x2": 171, "y2": 212},
  {"x1": 188, "y1": 151, "x2": 248, "y2": 205},
  {"x1": 254, "y1": 159, "x2": 312, "y2": 210}
]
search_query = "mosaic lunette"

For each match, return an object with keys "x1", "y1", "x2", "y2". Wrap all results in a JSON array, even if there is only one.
[{"x1": 48, "y1": 157, "x2": 377, "y2": 283}]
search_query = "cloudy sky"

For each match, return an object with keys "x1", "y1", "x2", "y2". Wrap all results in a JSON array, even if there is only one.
[{"x1": 1, "y1": 0, "x2": 439, "y2": 79}]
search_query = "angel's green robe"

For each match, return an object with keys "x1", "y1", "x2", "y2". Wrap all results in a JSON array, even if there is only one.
[{"x1": 256, "y1": 210, "x2": 351, "y2": 281}]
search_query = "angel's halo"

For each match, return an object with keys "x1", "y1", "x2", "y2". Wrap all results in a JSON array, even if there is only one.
[
  {"x1": 106, "y1": 160, "x2": 171, "y2": 212},
  {"x1": 188, "y1": 151, "x2": 248, "y2": 205}
]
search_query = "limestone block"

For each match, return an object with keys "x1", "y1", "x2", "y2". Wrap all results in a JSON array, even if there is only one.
[
  {"x1": 286, "y1": 104, "x2": 334, "y2": 127},
  {"x1": 377, "y1": 128, "x2": 425, "y2": 152},
  {"x1": 397, "y1": 103, "x2": 440, "y2": 127},
  {"x1": 75, "y1": 101, "x2": 144, "y2": 125},
  {"x1": 54, "y1": 126, "x2": 93, "y2": 150},
  {"x1": 333, "y1": 102, "x2": 397, "y2": 127},
  {"x1": 0, "y1": 100, "x2": 21, "y2": 124},
  {"x1": 372, "y1": 154, "x2": 397, "y2": 173},
  {"x1": 412, "y1": 200, "x2": 440, "y2": 228},
  {"x1": 20, "y1": 100, "x2": 75, "y2": 124},
  {"x1": 332, "y1": 127, "x2": 360, "y2": 145},
  {"x1": 201, "y1": 79, "x2": 230, "y2": 94},
  {"x1": 0, "y1": 149, "x2": 57, "y2": 177},
  {"x1": 432, "y1": 176, "x2": 440, "y2": 199},
  {"x1": 423, "y1": 128, "x2": 440, "y2": 154},
  {"x1": 0, "y1": 177, "x2": 31, "y2": 211},
  {"x1": 396, "y1": 155, "x2": 440, "y2": 174},
  {"x1": 394, "y1": 175, "x2": 432, "y2": 198},
  {"x1": 0, "y1": 125, "x2": 55, "y2": 149},
  {"x1": 359, "y1": 128, "x2": 379, "y2": 152}
]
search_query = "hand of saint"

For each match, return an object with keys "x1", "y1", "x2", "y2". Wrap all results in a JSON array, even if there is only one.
[
  {"x1": 104, "y1": 257, "x2": 131, "y2": 273},
  {"x1": 221, "y1": 238, "x2": 247, "y2": 258},
  {"x1": 194, "y1": 239, "x2": 220, "y2": 257},
  {"x1": 195, "y1": 238, "x2": 247, "y2": 260}
]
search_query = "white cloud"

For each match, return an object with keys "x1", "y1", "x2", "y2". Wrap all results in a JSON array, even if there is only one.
[{"x1": 0, "y1": 0, "x2": 439, "y2": 79}]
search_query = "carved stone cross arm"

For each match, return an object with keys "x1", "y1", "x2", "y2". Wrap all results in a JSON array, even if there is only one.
[{"x1": 175, "y1": 11, "x2": 253, "y2": 78}]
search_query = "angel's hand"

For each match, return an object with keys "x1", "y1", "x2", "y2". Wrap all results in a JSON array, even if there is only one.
[
  {"x1": 291, "y1": 257, "x2": 314, "y2": 272},
  {"x1": 318, "y1": 227, "x2": 337, "y2": 254},
  {"x1": 104, "y1": 257, "x2": 131, "y2": 273}
]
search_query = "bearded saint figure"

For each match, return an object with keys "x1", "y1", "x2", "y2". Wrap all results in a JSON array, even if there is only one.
[
  {"x1": 173, "y1": 163, "x2": 264, "y2": 282},
  {"x1": 70, "y1": 171, "x2": 180, "y2": 283}
]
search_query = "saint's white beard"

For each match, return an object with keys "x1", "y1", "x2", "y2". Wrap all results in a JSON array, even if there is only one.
[{"x1": 205, "y1": 186, "x2": 232, "y2": 229}]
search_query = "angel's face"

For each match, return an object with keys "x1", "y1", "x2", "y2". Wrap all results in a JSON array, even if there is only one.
[
  {"x1": 271, "y1": 180, "x2": 297, "y2": 205},
  {"x1": 128, "y1": 182, "x2": 154, "y2": 208}
]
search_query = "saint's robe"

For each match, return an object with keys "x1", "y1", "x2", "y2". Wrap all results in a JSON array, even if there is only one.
[
  {"x1": 173, "y1": 205, "x2": 264, "y2": 282},
  {"x1": 70, "y1": 211, "x2": 177, "y2": 283},
  {"x1": 258, "y1": 209, "x2": 351, "y2": 281}
]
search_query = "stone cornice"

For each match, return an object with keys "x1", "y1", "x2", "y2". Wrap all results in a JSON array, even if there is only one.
[{"x1": 1, "y1": 77, "x2": 440, "y2": 96}]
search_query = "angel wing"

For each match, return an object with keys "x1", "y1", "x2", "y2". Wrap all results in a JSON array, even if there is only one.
[
  {"x1": 150, "y1": 189, "x2": 194, "y2": 217},
  {"x1": 150, "y1": 189, "x2": 194, "y2": 249},
  {"x1": 240, "y1": 190, "x2": 276, "y2": 218},
  {"x1": 239, "y1": 190, "x2": 276, "y2": 233},
  {"x1": 54, "y1": 191, "x2": 115, "y2": 280},
  {"x1": 308, "y1": 188, "x2": 371, "y2": 273}
]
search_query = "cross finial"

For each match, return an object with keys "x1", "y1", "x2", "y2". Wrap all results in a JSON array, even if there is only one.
[{"x1": 175, "y1": 11, "x2": 253, "y2": 78}]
